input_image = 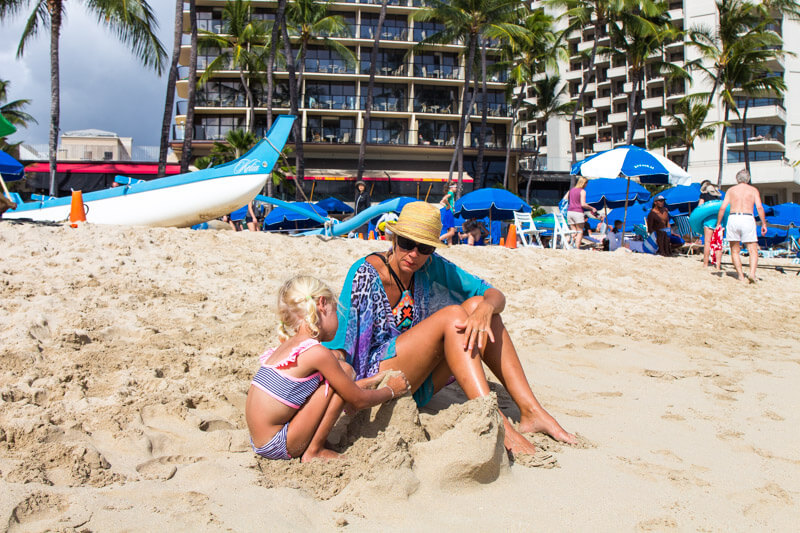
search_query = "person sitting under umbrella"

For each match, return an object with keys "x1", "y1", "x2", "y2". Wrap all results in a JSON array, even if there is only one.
[{"x1": 647, "y1": 195, "x2": 673, "y2": 256}]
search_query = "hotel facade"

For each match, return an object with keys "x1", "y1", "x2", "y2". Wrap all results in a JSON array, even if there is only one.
[
  {"x1": 172, "y1": 0, "x2": 521, "y2": 201},
  {"x1": 527, "y1": 0, "x2": 800, "y2": 206}
]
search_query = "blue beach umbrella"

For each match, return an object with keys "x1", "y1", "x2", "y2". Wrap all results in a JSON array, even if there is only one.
[
  {"x1": 454, "y1": 188, "x2": 531, "y2": 220},
  {"x1": 657, "y1": 183, "x2": 701, "y2": 215},
  {"x1": 0, "y1": 150, "x2": 24, "y2": 180},
  {"x1": 604, "y1": 203, "x2": 649, "y2": 231},
  {"x1": 315, "y1": 196, "x2": 353, "y2": 214},
  {"x1": 369, "y1": 196, "x2": 418, "y2": 228},
  {"x1": 584, "y1": 178, "x2": 651, "y2": 209},
  {"x1": 263, "y1": 202, "x2": 328, "y2": 231}
]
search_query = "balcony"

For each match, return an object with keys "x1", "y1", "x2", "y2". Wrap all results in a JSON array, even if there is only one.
[
  {"x1": 579, "y1": 124, "x2": 597, "y2": 136},
  {"x1": 641, "y1": 96, "x2": 663, "y2": 109},
  {"x1": 608, "y1": 111, "x2": 627, "y2": 124},
  {"x1": 736, "y1": 104, "x2": 787, "y2": 124},
  {"x1": 592, "y1": 96, "x2": 611, "y2": 108},
  {"x1": 607, "y1": 66, "x2": 627, "y2": 79},
  {"x1": 594, "y1": 140, "x2": 612, "y2": 152},
  {"x1": 564, "y1": 69, "x2": 583, "y2": 81},
  {"x1": 578, "y1": 41, "x2": 594, "y2": 53}
]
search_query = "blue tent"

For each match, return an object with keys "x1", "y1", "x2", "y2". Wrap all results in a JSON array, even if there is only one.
[
  {"x1": 0, "y1": 150, "x2": 24, "y2": 180},
  {"x1": 584, "y1": 178, "x2": 651, "y2": 209},
  {"x1": 602, "y1": 203, "x2": 649, "y2": 232},
  {"x1": 454, "y1": 188, "x2": 531, "y2": 220},
  {"x1": 315, "y1": 196, "x2": 353, "y2": 214},
  {"x1": 767, "y1": 202, "x2": 800, "y2": 227},
  {"x1": 263, "y1": 202, "x2": 328, "y2": 231}
]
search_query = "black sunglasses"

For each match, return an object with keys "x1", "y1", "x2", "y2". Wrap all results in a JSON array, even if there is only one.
[{"x1": 396, "y1": 235, "x2": 435, "y2": 255}]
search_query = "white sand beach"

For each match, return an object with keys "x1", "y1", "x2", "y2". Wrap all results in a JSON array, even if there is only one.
[{"x1": 1, "y1": 221, "x2": 799, "y2": 531}]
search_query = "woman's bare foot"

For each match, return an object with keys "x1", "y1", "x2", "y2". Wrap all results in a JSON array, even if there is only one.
[
  {"x1": 502, "y1": 418, "x2": 537, "y2": 456},
  {"x1": 519, "y1": 410, "x2": 577, "y2": 445},
  {"x1": 301, "y1": 447, "x2": 343, "y2": 462}
]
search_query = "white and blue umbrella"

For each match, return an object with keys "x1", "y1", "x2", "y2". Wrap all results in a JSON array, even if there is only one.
[
  {"x1": 571, "y1": 145, "x2": 691, "y2": 185},
  {"x1": 454, "y1": 188, "x2": 531, "y2": 220}
]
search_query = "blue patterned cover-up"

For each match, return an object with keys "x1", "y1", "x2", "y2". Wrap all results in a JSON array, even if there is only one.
[{"x1": 324, "y1": 253, "x2": 491, "y2": 383}]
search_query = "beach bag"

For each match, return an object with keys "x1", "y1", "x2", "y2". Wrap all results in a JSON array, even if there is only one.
[{"x1": 642, "y1": 232, "x2": 658, "y2": 255}]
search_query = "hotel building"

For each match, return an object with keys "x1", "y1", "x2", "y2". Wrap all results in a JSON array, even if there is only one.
[
  {"x1": 172, "y1": 0, "x2": 521, "y2": 201},
  {"x1": 526, "y1": 0, "x2": 800, "y2": 206}
]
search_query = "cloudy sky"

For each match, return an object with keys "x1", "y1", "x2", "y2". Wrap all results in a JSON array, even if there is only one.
[{"x1": 1, "y1": 2, "x2": 176, "y2": 148}]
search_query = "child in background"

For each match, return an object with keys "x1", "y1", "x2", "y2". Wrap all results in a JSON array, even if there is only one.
[{"x1": 245, "y1": 276, "x2": 410, "y2": 462}]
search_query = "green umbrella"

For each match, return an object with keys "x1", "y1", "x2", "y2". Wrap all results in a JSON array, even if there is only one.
[{"x1": 0, "y1": 114, "x2": 17, "y2": 137}]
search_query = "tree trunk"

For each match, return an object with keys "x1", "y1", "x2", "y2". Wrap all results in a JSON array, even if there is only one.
[
  {"x1": 742, "y1": 99, "x2": 751, "y2": 172},
  {"x1": 475, "y1": 40, "x2": 488, "y2": 188},
  {"x1": 265, "y1": 0, "x2": 287, "y2": 204},
  {"x1": 717, "y1": 104, "x2": 730, "y2": 187},
  {"x1": 240, "y1": 67, "x2": 255, "y2": 133},
  {"x1": 625, "y1": 70, "x2": 642, "y2": 145},
  {"x1": 158, "y1": 0, "x2": 183, "y2": 177},
  {"x1": 449, "y1": 33, "x2": 477, "y2": 199},
  {"x1": 569, "y1": 23, "x2": 601, "y2": 182},
  {"x1": 180, "y1": 0, "x2": 197, "y2": 173},
  {"x1": 357, "y1": 0, "x2": 387, "y2": 182},
  {"x1": 281, "y1": 20, "x2": 307, "y2": 201},
  {"x1": 48, "y1": 0, "x2": 62, "y2": 196},
  {"x1": 503, "y1": 84, "x2": 525, "y2": 189},
  {"x1": 525, "y1": 143, "x2": 540, "y2": 204}
]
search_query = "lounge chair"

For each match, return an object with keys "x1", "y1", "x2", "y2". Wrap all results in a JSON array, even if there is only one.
[
  {"x1": 551, "y1": 212, "x2": 578, "y2": 249},
  {"x1": 513, "y1": 211, "x2": 544, "y2": 248},
  {"x1": 672, "y1": 214, "x2": 703, "y2": 255}
]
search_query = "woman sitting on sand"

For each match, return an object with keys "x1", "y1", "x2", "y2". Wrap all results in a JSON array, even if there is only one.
[
  {"x1": 327, "y1": 202, "x2": 575, "y2": 456},
  {"x1": 245, "y1": 276, "x2": 409, "y2": 462}
]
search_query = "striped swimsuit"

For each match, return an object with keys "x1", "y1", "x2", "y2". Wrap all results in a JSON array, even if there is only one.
[{"x1": 250, "y1": 338, "x2": 328, "y2": 460}]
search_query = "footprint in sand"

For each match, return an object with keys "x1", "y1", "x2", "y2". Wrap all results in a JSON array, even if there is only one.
[
  {"x1": 637, "y1": 516, "x2": 678, "y2": 531},
  {"x1": 135, "y1": 455, "x2": 203, "y2": 480},
  {"x1": 583, "y1": 341, "x2": 616, "y2": 350},
  {"x1": 7, "y1": 492, "x2": 91, "y2": 533}
]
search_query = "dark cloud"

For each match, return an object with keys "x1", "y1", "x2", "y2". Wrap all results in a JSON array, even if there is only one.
[{"x1": 1, "y1": 2, "x2": 175, "y2": 147}]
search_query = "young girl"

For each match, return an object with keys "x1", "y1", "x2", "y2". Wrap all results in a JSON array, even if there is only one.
[{"x1": 245, "y1": 275, "x2": 410, "y2": 462}]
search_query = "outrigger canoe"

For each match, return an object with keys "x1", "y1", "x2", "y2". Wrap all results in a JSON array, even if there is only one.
[{"x1": 5, "y1": 115, "x2": 295, "y2": 228}]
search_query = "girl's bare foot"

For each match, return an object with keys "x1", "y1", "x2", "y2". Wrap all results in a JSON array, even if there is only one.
[
  {"x1": 301, "y1": 447, "x2": 343, "y2": 462},
  {"x1": 519, "y1": 410, "x2": 577, "y2": 445},
  {"x1": 502, "y1": 419, "x2": 537, "y2": 456}
]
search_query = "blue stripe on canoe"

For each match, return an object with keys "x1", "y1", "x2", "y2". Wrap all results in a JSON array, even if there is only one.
[{"x1": 10, "y1": 115, "x2": 295, "y2": 214}]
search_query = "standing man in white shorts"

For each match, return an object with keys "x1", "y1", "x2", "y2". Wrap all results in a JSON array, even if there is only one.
[{"x1": 715, "y1": 169, "x2": 768, "y2": 282}]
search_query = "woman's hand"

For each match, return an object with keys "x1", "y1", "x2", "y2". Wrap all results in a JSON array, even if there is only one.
[
  {"x1": 455, "y1": 300, "x2": 496, "y2": 351},
  {"x1": 357, "y1": 371, "x2": 385, "y2": 390}
]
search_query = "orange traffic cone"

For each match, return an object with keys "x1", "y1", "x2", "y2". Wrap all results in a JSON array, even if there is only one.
[
  {"x1": 69, "y1": 190, "x2": 87, "y2": 228},
  {"x1": 368, "y1": 231, "x2": 375, "y2": 240},
  {"x1": 358, "y1": 232, "x2": 364, "y2": 240},
  {"x1": 505, "y1": 224, "x2": 517, "y2": 249},
  {"x1": 499, "y1": 237, "x2": 505, "y2": 246}
]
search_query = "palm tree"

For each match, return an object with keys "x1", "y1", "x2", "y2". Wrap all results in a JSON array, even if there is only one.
[
  {"x1": 522, "y1": 75, "x2": 575, "y2": 202},
  {"x1": 180, "y1": 0, "x2": 198, "y2": 174},
  {"x1": 607, "y1": 0, "x2": 684, "y2": 144},
  {"x1": 413, "y1": 0, "x2": 530, "y2": 197},
  {"x1": 158, "y1": 0, "x2": 185, "y2": 177},
  {"x1": 265, "y1": 0, "x2": 287, "y2": 130},
  {"x1": 496, "y1": 7, "x2": 558, "y2": 189},
  {"x1": 649, "y1": 95, "x2": 720, "y2": 169},
  {"x1": 547, "y1": 0, "x2": 622, "y2": 170},
  {"x1": 689, "y1": 0, "x2": 784, "y2": 185},
  {"x1": 1, "y1": 0, "x2": 166, "y2": 196},
  {"x1": 198, "y1": 0, "x2": 269, "y2": 134},
  {"x1": 357, "y1": 0, "x2": 389, "y2": 183},
  {"x1": 0, "y1": 79, "x2": 37, "y2": 155}
]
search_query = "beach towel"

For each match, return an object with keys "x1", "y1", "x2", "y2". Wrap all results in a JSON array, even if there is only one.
[
  {"x1": 709, "y1": 226, "x2": 724, "y2": 255},
  {"x1": 642, "y1": 232, "x2": 659, "y2": 254}
]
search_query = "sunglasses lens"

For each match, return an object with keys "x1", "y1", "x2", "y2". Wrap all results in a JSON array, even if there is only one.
[{"x1": 397, "y1": 236, "x2": 434, "y2": 255}]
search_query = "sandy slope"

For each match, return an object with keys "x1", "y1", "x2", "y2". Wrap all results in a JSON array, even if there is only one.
[{"x1": 1, "y1": 221, "x2": 798, "y2": 531}]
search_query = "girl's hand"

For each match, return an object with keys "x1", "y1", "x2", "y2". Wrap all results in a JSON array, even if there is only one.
[
  {"x1": 454, "y1": 301, "x2": 495, "y2": 351},
  {"x1": 384, "y1": 372, "x2": 411, "y2": 400}
]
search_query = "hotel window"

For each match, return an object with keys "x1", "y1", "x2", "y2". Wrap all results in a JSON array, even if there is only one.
[
  {"x1": 305, "y1": 82, "x2": 357, "y2": 110},
  {"x1": 360, "y1": 49, "x2": 405, "y2": 75},
  {"x1": 414, "y1": 52, "x2": 459, "y2": 79},
  {"x1": 197, "y1": 8, "x2": 223, "y2": 33},
  {"x1": 360, "y1": 84, "x2": 406, "y2": 112},
  {"x1": 305, "y1": 46, "x2": 356, "y2": 74},
  {"x1": 195, "y1": 116, "x2": 243, "y2": 141},
  {"x1": 361, "y1": 14, "x2": 407, "y2": 40},
  {"x1": 414, "y1": 21, "x2": 444, "y2": 42}
]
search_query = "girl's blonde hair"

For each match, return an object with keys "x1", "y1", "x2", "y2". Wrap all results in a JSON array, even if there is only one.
[
  {"x1": 276, "y1": 276, "x2": 336, "y2": 340},
  {"x1": 576, "y1": 176, "x2": 588, "y2": 189}
]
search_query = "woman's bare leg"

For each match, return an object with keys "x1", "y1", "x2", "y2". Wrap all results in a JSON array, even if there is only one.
[
  {"x1": 384, "y1": 305, "x2": 539, "y2": 455},
  {"x1": 462, "y1": 297, "x2": 576, "y2": 445},
  {"x1": 703, "y1": 226, "x2": 712, "y2": 267},
  {"x1": 286, "y1": 361, "x2": 352, "y2": 461}
]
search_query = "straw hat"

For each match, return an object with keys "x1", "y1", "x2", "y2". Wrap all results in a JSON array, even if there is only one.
[{"x1": 386, "y1": 202, "x2": 445, "y2": 249}]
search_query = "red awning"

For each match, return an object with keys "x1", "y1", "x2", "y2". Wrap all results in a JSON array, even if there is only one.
[{"x1": 25, "y1": 162, "x2": 182, "y2": 175}]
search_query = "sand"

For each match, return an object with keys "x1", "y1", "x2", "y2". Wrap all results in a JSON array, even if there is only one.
[{"x1": 1, "y1": 220, "x2": 799, "y2": 531}]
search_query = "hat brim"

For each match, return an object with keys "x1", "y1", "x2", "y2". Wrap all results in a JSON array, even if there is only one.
[{"x1": 386, "y1": 220, "x2": 445, "y2": 249}]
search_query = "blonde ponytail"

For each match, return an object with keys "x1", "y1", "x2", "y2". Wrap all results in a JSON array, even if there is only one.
[{"x1": 276, "y1": 276, "x2": 336, "y2": 340}]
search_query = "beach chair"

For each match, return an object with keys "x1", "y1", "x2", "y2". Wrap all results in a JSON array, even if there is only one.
[
  {"x1": 550, "y1": 212, "x2": 578, "y2": 249},
  {"x1": 513, "y1": 211, "x2": 543, "y2": 248},
  {"x1": 672, "y1": 215, "x2": 702, "y2": 255}
]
